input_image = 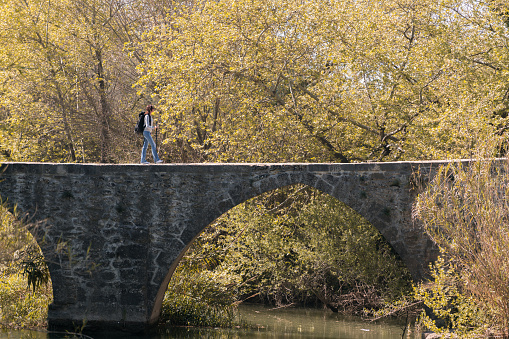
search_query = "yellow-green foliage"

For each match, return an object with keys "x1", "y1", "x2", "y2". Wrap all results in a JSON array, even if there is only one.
[
  {"x1": 161, "y1": 268, "x2": 238, "y2": 327},
  {"x1": 0, "y1": 200, "x2": 52, "y2": 329},
  {"x1": 169, "y1": 185, "x2": 412, "y2": 318},
  {"x1": 414, "y1": 257, "x2": 487, "y2": 338},
  {"x1": 0, "y1": 273, "x2": 52, "y2": 329},
  {"x1": 137, "y1": 0, "x2": 507, "y2": 163}
]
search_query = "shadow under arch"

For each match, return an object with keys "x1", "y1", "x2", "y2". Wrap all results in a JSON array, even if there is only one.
[{"x1": 150, "y1": 180, "x2": 416, "y2": 324}]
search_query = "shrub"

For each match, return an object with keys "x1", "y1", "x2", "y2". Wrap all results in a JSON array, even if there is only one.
[
  {"x1": 0, "y1": 197, "x2": 52, "y2": 329},
  {"x1": 0, "y1": 273, "x2": 52, "y2": 329},
  {"x1": 169, "y1": 185, "x2": 413, "y2": 318},
  {"x1": 161, "y1": 268, "x2": 238, "y2": 327},
  {"x1": 414, "y1": 153, "x2": 509, "y2": 337},
  {"x1": 414, "y1": 256, "x2": 487, "y2": 338}
]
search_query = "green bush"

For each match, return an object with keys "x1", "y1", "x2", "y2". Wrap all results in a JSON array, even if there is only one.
[
  {"x1": 161, "y1": 269, "x2": 238, "y2": 327},
  {"x1": 414, "y1": 148, "x2": 509, "y2": 337},
  {"x1": 168, "y1": 185, "x2": 413, "y2": 319},
  {"x1": 0, "y1": 198, "x2": 52, "y2": 329},
  {"x1": 0, "y1": 273, "x2": 52, "y2": 329},
  {"x1": 414, "y1": 257, "x2": 487, "y2": 338},
  {"x1": 217, "y1": 187, "x2": 412, "y2": 311}
]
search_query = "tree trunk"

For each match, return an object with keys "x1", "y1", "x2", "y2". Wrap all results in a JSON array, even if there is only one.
[{"x1": 96, "y1": 48, "x2": 110, "y2": 163}]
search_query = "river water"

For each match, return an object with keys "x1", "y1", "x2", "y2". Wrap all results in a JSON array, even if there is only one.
[{"x1": 0, "y1": 304, "x2": 420, "y2": 339}]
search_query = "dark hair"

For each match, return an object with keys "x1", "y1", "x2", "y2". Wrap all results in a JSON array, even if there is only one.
[{"x1": 146, "y1": 104, "x2": 154, "y2": 113}]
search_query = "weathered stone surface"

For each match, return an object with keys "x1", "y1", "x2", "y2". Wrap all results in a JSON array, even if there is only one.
[{"x1": 0, "y1": 160, "x2": 470, "y2": 333}]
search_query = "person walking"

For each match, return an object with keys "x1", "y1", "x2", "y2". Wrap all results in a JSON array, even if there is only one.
[{"x1": 140, "y1": 104, "x2": 163, "y2": 164}]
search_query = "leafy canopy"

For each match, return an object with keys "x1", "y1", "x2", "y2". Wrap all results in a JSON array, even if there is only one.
[{"x1": 137, "y1": 0, "x2": 509, "y2": 163}]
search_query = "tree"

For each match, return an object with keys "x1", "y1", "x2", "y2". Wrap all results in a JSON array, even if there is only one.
[
  {"x1": 0, "y1": 0, "x2": 164, "y2": 163},
  {"x1": 136, "y1": 0, "x2": 509, "y2": 163}
]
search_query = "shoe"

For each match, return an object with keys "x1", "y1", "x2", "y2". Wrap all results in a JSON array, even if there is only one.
[
  {"x1": 141, "y1": 161, "x2": 150, "y2": 164},
  {"x1": 156, "y1": 160, "x2": 163, "y2": 164}
]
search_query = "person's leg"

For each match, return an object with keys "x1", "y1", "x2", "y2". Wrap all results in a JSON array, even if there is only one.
[
  {"x1": 141, "y1": 134, "x2": 149, "y2": 163},
  {"x1": 143, "y1": 131, "x2": 160, "y2": 162}
]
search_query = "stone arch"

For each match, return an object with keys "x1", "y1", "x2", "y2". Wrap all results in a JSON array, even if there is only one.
[{"x1": 148, "y1": 167, "x2": 421, "y2": 324}]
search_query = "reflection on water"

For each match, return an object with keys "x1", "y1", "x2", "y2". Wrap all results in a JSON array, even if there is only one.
[
  {"x1": 221, "y1": 304, "x2": 417, "y2": 339},
  {"x1": 0, "y1": 304, "x2": 419, "y2": 339}
]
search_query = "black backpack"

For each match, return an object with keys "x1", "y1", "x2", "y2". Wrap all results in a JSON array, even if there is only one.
[{"x1": 135, "y1": 112, "x2": 145, "y2": 134}]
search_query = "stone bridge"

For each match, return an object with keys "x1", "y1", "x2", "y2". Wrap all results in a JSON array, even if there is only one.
[{"x1": 0, "y1": 161, "x2": 445, "y2": 332}]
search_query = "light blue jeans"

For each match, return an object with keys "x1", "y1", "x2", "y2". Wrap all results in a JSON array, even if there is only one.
[{"x1": 141, "y1": 130, "x2": 161, "y2": 163}]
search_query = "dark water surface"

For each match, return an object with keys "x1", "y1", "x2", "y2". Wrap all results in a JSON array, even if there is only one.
[{"x1": 0, "y1": 304, "x2": 419, "y2": 339}]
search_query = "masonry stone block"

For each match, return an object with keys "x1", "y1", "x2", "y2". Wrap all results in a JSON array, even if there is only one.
[
  {"x1": 315, "y1": 179, "x2": 334, "y2": 195},
  {"x1": 227, "y1": 184, "x2": 244, "y2": 205}
]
